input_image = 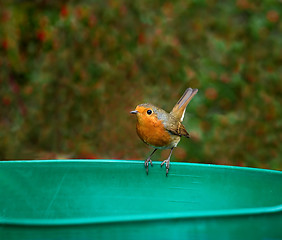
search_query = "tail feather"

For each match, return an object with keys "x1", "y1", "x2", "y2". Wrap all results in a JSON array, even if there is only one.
[{"x1": 170, "y1": 88, "x2": 198, "y2": 122}]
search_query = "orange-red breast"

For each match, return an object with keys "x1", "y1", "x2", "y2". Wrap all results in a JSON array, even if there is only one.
[{"x1": 130, "y1": 88, "x2": 198, "y2": 176}]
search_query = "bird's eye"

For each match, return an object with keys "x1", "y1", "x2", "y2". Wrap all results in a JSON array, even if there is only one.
[{"x1": 147, "y1": 109, "x2": 152, "y2": 115}]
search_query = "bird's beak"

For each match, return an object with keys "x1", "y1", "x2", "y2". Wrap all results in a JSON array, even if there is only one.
[{"x1": 130, "y1": 110, "x2": 138, "y2": 114}]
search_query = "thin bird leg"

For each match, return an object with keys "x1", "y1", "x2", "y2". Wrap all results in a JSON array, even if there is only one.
[
  {"x1": 161, "y1": 148, "x2": 174, "y2": 176},
  {"x1": 145, "y1": 149, "x2": 157, "y2": 174}
]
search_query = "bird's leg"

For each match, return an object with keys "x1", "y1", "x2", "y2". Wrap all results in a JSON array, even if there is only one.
[
  {"x1": 161, "y1": 148, "x2": 174, "y2": 176},
  {"x1": 145, "y1": 149, "x2": 157, "y2": 174}
]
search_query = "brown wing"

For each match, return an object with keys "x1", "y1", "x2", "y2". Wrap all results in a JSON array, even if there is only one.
[{"x1": 166, "y1": 121, "x2": 190, "y2": 138}]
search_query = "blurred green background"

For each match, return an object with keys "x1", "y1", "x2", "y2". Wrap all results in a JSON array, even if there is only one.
[{"x1": 0, "y1": 0, "x2": 281, "y2": 170}]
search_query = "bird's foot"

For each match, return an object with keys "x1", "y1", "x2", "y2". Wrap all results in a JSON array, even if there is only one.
[
  {"x1": 144, "y1": 157, "x2": 153, "y2": 174},
  {"x1": 161, "y1": 159, "x2": 170, "y2": 176}
]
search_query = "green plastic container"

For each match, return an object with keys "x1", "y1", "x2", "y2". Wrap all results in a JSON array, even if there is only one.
[{"x1": 1, "y1": 160, "x2": 282, "y2": 239}]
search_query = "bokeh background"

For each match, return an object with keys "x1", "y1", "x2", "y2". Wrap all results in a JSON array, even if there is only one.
[{"x1": 0, "y1": 1, "x2": 281, "y2": 170}]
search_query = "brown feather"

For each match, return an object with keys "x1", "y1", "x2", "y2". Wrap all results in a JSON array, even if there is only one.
[
  {"x1": 170, "y1": 88, "x2": 198, "y2": 122},
  {"x1": 165, "y1": 121, "x2": 190, "y2": 138}
]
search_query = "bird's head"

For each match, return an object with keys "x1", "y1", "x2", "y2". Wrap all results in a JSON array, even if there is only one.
[{"x1": 130, "y1": 104, "x2": 159, "y2": 124}]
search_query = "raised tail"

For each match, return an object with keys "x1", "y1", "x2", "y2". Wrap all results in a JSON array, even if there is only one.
[{"x1": 170, "y1": 88, "x2": 198, "y2": 122}]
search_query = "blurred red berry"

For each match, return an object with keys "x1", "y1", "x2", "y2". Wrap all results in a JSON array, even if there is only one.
[
  {"x1": 23, "y1": 86, "x2": 33, "y2": 95},
  {"x1": 2, "y1": 97, "x2": 11, "y2": 106},
  {"x1": 138, "y1": 32, "x2": 146, "y2": 44},
  {"x1": 266, "y1": 10, "x2": 279, "y2": 23},
  {"x1": 246, "y1": 74, "x2": 256, "y2": 83},
  {"x1": 236, "y1": 0, "x2": 252, "y2": 10},
  {"x1": 60, "y1": 5, "x2": 69, "y2": 18},
  {"x1": 75, "y1": 7, "x2": 83, "y2": 19},
  {"x1": 205, "y1": 88, "x2": 218, "y2": 100},
  {"x1": 220, "y1": 73, "x2": 230, "y2": 83},
  {"x1": 1, "y1": 10, "x2": 10, "y2": 22},
  {"x1": 88, "y1": 15, "x2": 97, "y2": 27},
  {"x1": 1, "y1": 39, "x2": 9, "y2": 50},
  {"x1": 190, "y1": 131, "x2": 201, "y2": 142},
  {"x1": 174, "y1": 147, "x2": 187, "y2": 161},
  {"x1": 92, "y1": 38, "x2": 99, "y2": 47},
  {"x1": 119, "y1": 5, "x2": 127, "y2": 16},
  {"x1": 37, "y1": 31, "x2": 46, "y2": 42}
]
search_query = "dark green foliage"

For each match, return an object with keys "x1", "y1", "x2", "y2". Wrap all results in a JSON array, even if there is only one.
[{"x1": 0, "y1": 1, "x2": 281, "y2": 169}]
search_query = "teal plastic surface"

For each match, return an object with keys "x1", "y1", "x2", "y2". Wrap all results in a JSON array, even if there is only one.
[{"x1": 0, "y1": 160, "x2": 282, "y2": 239}]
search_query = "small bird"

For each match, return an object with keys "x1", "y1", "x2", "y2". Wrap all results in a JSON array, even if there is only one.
[{"x1": 130, "y1": 88, "x2": 198, "y2": 176}]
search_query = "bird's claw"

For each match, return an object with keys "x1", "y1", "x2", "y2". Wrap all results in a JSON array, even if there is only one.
[
  {"x1": 161, "y1": 159, "x2": 170, "y2": 176},
  {"x1": 144, "y1": 158, "x2": 153, "y2": 174},
  {"x1": 144, "y1": 158, "x2": 153, "y2": 167}
]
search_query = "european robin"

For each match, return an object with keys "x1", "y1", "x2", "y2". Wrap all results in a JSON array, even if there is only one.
[{"x1": 130, "y1": 88, "x2": 198, "y2": 176}]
